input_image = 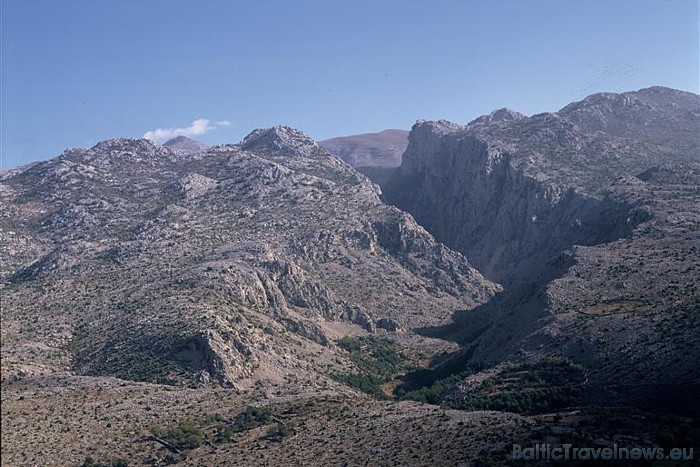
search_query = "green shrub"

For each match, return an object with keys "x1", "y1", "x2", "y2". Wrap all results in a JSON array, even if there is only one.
[
  {"x1": 450, "y1": 357, "x2": 587, "y2": 414},
  {"x1": 79, "y1": 458, "x2": 131, "y2": 467},
  {"x1": 397, "y1": 370, "x2": 471, "y2": 405},
  {"x1": 332, "y1": 336, "x2": 409, "y2": 398},
  {"x1": 231, "y1": 406, "x2": 272, "y2": 431},
  {"x1": 331, "y1": 373, "x2": 387, "y2": 399},
  {"x1": 151, "y1": 420, "x2": 204, "y2": 450}
]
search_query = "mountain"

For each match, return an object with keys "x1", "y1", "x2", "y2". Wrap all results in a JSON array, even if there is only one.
[
  {"x1": 559, "y1": 86, "x2": 700, "y2": 154},
  {"x1": 319, "y1": 130, "x2": 409, "y2": 186},
  {"x1": 382, "y1": 86, "x2": 700, "y2": 414},
  {"x1": 319, "y1": 129, "x2": 409, "y2": 168},
  {"x1": 1, "y1": 128, "x2": 497, "y2": 390},
  {"x1": 435, "y1": 163, "x2": 700, "y2": 412},
  {"x1": 467, "y1": 107, "x2": 526, "y2": 125},
  {"x1": 385, "y1": 86, "x2": 700, "y2": 283},
  {"x1": 162, "y1": 135, "x2": 209, "y2": 154}
]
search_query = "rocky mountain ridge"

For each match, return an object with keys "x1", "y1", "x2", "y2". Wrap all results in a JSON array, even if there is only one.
[
  {"x1": 385, "y1": 86, "x2": 699, "y2": 283},
  {"x1": 382, "y1": 86, "x2": 700, "y2": 413},
  {"x1": 1, "y1": 127, "x2": 497, "y2": 389}
]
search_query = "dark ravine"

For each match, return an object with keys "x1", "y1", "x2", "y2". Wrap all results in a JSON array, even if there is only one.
[{"x1": 383, "y1": 86, "x2": 700, "y2": 414}]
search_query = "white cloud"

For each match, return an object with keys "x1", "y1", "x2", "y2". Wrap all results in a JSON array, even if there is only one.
[{"x1": 143, "y1": 118, "x2": 231, "y2": 142}]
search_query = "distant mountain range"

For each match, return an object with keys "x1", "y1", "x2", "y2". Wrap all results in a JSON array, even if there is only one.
[
  {"x1": 319, "y1": 129, "x2": 409, "y2": 168},
  {"x1": 163, "y1": 135, "x2": 210, "y2": 154}
]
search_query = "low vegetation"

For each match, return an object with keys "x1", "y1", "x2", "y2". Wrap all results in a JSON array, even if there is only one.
[
  {"x1": 151, "y1": 419, "x2": 205, "y2": 450},
  {"x1": 449, "y1": 357, "x2": 588, "y2": 413},
  {"x1": 331, "y1": 336, "x2": 412, "y2": 398},
  {"x1": 148, "y1": 405, "x2": 289, "y2": 455},
  {"x1": 397, "y1": 370, "x2": 472, "y2": 405},
  {"x1": 331, "y1": 339, "x2": 586, "y2": 415}
]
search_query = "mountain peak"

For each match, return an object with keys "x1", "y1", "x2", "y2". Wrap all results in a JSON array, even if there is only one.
[
  {"x1": 240, "y1": 126, "x2": 318, "y2": 155},
  {"x1": 469, "y1": 108, "x2": 526, "y2": 126},
  {"x1": 92, "y1": 137, "x2": 158, "y2": 149},
  {"x1": 412, "y1": 119, "x2": 464, "y2": 136},
  {"x1": 559, "y1": 86, "x2": 699, "y2": 114},
  {"x1": 558, "y1": 86, "x2": 700, "y2": 150},
  {"x1": 89, "y1": 137, "x2": 163, "y2": 154},
  {"x1": 163, "y1": 135, "x2": 209, "y2": 154},
  {"x1": 319, "y1": 129, "x2": 409, "y2": 168},
  {"x1": 164, "y1": 135, "x2": 194, "y2": 144}
]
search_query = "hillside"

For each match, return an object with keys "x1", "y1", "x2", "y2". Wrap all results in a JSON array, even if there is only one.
[
  {"x1": 382, "y1": 86, "x2": 700, "y2": 415},
  {"x1": 1, "y1": 128, "x2": 497, "y2": 390},
  {"x1": 384, "y1": 86, "x2": 700, "y2": 283}
]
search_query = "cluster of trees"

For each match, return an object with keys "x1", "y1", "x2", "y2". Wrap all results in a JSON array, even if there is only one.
[
  {"x1": 151, "y1": 420, "x2": 204, "y2": 450},
  {"x1": 453, "y1": 385, "x2": 584, "y2": 413},
  {"x1": 396, "y1": 356, "x2": 587, "y2": 414},
  {"x1": 333, "y1": 336, "x2": 408, "y2": 398},
  {"x1": 336, "y1": 336, "x2": 405, "y2": 376},
  {"x1": 332, "y1": 373, "x2": 388, "y2": 399},
  {"x1": 333, "y1": 337, "x2": 588, "y2": 415},
  {"x1": 150, "y1": 406, "x2": 279, "y2": 452},
  {"x1": 230, "y1": 406, "x2": 272, "y2": 432},
  {"x1": 396, "y1": 370, "x2": 471, "y2": 405},
  {"x1": 451, "y1": 358, "x2": 587, "y2": 413}
]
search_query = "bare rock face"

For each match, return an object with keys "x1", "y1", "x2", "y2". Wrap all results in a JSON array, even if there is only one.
[
  {"x1": 385, "y1": 119, "x2": 605, "y2": 283},
  {"x1": 174, "y1": 172, "x2": 218, "y2": 199},
  {"x1": 468, "y1": 107, "x2": 526, "y2": 126},
  {"x1": 383, "y1": 86, "x2": 700, "y2": 413},
  {"x1": 385, "y1": 86, "x2": 700, "y2": 284},
  {"x1": 241, "y1": 125, "x2": 318, "y2": 157},
  {"x1": 0, "y1": 128, "x2": 498, "y2": 388},
  {"x1": 456, "y1": 164, "x2": 700, "y2": 413}
]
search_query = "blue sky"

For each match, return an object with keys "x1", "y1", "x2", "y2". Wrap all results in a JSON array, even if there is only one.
[{"x1": 2, "y1": 0, "x2": 698, "y2": 168}]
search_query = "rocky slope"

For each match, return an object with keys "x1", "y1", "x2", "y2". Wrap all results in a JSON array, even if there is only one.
[
  {"x1": 2, "y1": 88, "x2": 698, "y2": 466},
  {"x1": 559, "y1": 85, "x2": 700, "y2": 155},
  {"x1": 0, "y1": 128, "x2": 497, "y2": 390},
  {"x1": 435, "y1": 163, "x2": 700, "y2": 413},
  {"x1": 384, "y1": 86, "x2": 699, "y2": 284},
  {"x1": 383, "y1": 86, "x2": 700, "y2": 413}
]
